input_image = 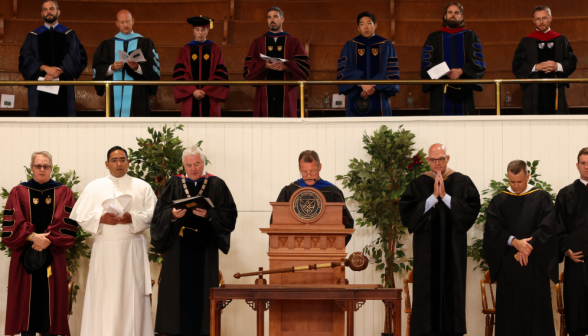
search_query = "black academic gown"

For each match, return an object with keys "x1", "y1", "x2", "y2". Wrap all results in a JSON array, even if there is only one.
[
  {"x1": 399, "y1": 172, "x2": 481, "y2": 336},
  {"x1": 483, "y1": 188, "x2": 559, "y2": 336},
  {"x1": 555, "y1": 180, "x2": 588, "y2": 335},
  {"x1": 92, "y1": 35, "x2": 160, "y2": 117},
  {"x1": 271, "y1": 179, "x2": 354, "y2": 244},
  {"x1": 18, "y1": 24, "x2": 87, "y2": 117},
  {"x1": 420, "y1": 29, "x2": 485, "y2": 115},
  {"x1": 151, "y1": 175, "x2": 237, "y2": 336},
  {"x1": 512, "y1": 34, "x2": 577, "y2": 114}
]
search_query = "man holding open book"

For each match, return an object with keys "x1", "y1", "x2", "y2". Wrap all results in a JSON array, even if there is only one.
[
  {"x1": 419, "y1": 2, "x2": 486, "y2": 115},
  {"x1": 151, "y1": 144, "x2": 238, "y2": 336}
]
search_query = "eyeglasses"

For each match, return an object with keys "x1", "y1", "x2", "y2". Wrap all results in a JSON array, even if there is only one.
[
  {"x1": 300, "y1": 169, "x2": 318, "y2": 176},
  {"x1": 428, "y1": 157, "x2": 446, "y2": 163},
  {"x1": 118, "y1": 20, "x2": 132, "y2": 25},
  {"x1": 33, "y1": 165, "x2": 52, "y2": 170}
]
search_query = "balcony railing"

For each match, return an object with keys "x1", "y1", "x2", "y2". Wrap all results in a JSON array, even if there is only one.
[{"x1": 1, "y1": 78, "x2": 586, "y2": 117}]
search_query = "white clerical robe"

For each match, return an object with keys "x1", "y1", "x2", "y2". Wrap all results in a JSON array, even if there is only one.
[{"x1": 70, "y1": 174, "x2": 156, "y2": 336}]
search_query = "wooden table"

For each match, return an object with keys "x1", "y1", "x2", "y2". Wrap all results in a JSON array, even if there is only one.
[{"x1": 209, "y1": 284, "x2": 402, "y2": 336}]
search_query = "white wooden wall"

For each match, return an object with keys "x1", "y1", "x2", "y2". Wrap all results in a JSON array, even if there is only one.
[{"x1": 0, "y1": 115, "x2": 585, "y2": 336}]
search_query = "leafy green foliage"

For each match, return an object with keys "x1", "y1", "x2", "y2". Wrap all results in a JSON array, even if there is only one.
[
  {"x1": 0, "y1": 165, "x2": 91, "y2": 301},
  {"x1": 127, "y1": 124, "x2": 194, "y2": 196},
  {"x1": 467, "y1": 160, "x2": 556, "y2": 271},
  {"x1": 336, "y1": 125, "x2": 429, "y2": 288}
]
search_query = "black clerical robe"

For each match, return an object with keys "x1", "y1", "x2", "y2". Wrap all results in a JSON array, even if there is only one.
[
  {"x1": 271, "y1": 179, "x2": 354, "y2": 243},
  {"x1": 243, "y1": 32, "x2": 310, "y2": 117},
  {"x1": 92, "y1": 33, "x2": 160, "y2": 117},
  {"x1": 512, "y1": 30, "x2": 577, "y2": 114},
  {"x1": 18, "y1": 24, "x2": 87, "y2": 117},
  {"x1": 555, "y1": 180, "x2": 588, "y2": 335},
  {"x1": 399, "y1": 171, "x2": 480, "y2": 336},
  {"x1": 483, "y1": 188, "x2": 559, "y2": 336},
  {"x1": 2, "y1": 179, "x2": 77, "y2": 335},
  {"x1": 173, "y1": 40, "x2": 229, "y2": 117},
  {"x1": 151, "y1": 175, "x2": 237, "y2": 335},
  {"x1": 420, "y1": 28, "x2": 485, "y2": 115}
]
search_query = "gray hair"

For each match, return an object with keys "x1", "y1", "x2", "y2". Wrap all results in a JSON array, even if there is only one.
[
  {"x1": 533, "y1": 5, "x2": 551, "y2": 17},
  {"x1": 267, "y1": 6, "x2": 284, "y2": 18},
  {"x1": 182, "y1": 145, "x2": 205, "y2": 163},
  {"x1": 31, "y1": 151, "x2": 53, "y2": 166},
  {"x1": 42, "y1": 0, "x2": 59, "y2": 10}
]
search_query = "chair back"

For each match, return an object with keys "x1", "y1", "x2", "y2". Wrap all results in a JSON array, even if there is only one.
[
  {"x1": 480, "y1": 270, "x2": 496, "y2": 313},
  {"x1": 556, "y1": 269, "x2": 565, "y2": 313}
]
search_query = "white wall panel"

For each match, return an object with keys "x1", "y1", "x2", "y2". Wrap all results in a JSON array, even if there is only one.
[{"x1": 1, "y1": 115, "x2": 587, "y2": 336}]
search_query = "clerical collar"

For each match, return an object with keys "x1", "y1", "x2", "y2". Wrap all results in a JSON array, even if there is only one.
[
  {"x1": 108, "y1": 173, "x2": 130, "y2": 182},
  {"x1": 507, "y1": 184, "x2": 533, "y2": 194},
  {"x1": 44, "y1": 21, "x2": 59, "y2": 29},
  {"x1": 20, "y1": 178, "x2": 63, "y2": 190}
]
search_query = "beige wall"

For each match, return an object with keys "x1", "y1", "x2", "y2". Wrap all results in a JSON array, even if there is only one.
[{"x1": 0, "y1": 116, "x2": 581, "y2": 336}]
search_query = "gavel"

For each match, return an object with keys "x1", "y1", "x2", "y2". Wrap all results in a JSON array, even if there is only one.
[{"x1": 234, "y1": 252, "x2": 371, "y2": 280}]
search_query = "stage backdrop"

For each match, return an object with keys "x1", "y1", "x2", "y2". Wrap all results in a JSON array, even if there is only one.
[{"x1": 0, "y1": 115, "x2": 581, "y2": 336}]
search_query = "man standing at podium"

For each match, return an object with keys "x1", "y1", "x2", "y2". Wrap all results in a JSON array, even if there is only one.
[
  {"x1": 399, "y1": 143, "x2": 480, "y2": 336},
  {"x1": 272, "y1": 150, "x2": 354, "y2": 244}
]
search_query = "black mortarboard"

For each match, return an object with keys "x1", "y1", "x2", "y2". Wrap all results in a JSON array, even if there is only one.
[{"x1": 187, "y1": 16, "x2": 214, "y2": 29}]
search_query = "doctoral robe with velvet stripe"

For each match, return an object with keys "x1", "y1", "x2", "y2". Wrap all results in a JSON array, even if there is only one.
[
  {"x1": 92, "y1": 33, "x2": 160, "y2": 117},
  {"x1": 555, "y1": 180, "x2": 588, "y2": 335},
  {"x1": 151, "y1": 175, "x2": 237, "y2": 335},
  {"x1": 337, "y1": 34, "x2": 399, "y2": 116},
  {"x1": 399, "y1": 172, "x2": 480, "y2": 336},
  {"x1": 18, "y1": 24, "x2": 87, "y2": 117},
  {"x1": 243, "y1": 32, "x2": 310, "y2": 117},
  {"x1": 420, "y1": 29, "x2": 485, "y2": 115},
  {"x1": 2, "y1": 180, "x2": 77, "y2": 335},
  {"x1": 483, "y1": 188, "x2": 559, "y2": 336},
  {"x1": 512, "y1": 32, "x2": 577, "y2": 115},
  {"x1": 173, "y1": 40, "x2": 229, "y2": 117}
]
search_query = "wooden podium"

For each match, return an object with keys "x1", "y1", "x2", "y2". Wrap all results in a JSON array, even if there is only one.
[{"x1": 260, "y1": 187, "x2": 355, "y2": 336}]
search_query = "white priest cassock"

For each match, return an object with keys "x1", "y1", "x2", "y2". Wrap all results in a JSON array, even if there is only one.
[{"x1": 70, "y1": 174, "x2": 156, "y2": 336}]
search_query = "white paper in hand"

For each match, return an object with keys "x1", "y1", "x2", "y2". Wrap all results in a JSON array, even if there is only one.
[
  {"x1": 118, "y1": 49, "x2": 146, "y2": 63},
  {"x1": 427, "y1": 62, "x2": 451, "y2": 80},
  {"x1": 37, "y1": 77, "x2": 60, "y2": 95},
  {"x1": 260, "y1": 53, "x2": 288, "y2": 63}
]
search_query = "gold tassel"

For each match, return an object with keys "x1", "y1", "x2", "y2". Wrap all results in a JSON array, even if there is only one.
[
  {"x1": 180, "y1": 226, "x2": 185, "y2": 237},
  {"x1": 210, "y1": 20, "x2": 213, "y2": 29},
  {"x1": 555, "y1": 87, "x2": 559, "y2": 111},
  {"x1": 47, "y1": 265, "x2": 52, "y2": 278}
]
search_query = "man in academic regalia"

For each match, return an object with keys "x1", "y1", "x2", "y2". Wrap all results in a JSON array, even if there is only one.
[
  {"x1": 2, "y1": 151, "x2": 77, "y2": 336},
  {"x1": 337, "y1": 12, "x2": 400, "y2": 117},
  {"x1": 483, "y1": 160, "x2": 559, "y2": 336},
  {"x1": 151, "y1": 145, "x2": 238, "y2": 336},
  {"x1": 92, "y1": 10, "x2": 160, "y2": 117},
  {"x1": 272, "y1": 150, "x2": 354, "y2": 244},
  {"x1": 18, "y1": 0, "x2": 87, "y2": 117},
  {"x1": 399, "y1": 143, "x2": 480, "y2": 336},
  {"x1": 420, "y1": 3, "x2": 485, "y2": 115},
  {"x1": 243, "y1": 7, "x2": 310, "y2": 117},
  {"x1": 70, "y1": 146, "x2": 156, "y2": 336},
  {"x1": 555, "y1": 148, "x2": 588, "y2": 336},
  {"x1": 512, "y1": 6, "x2": 577, "y2": 114},
  {"x1": 173, "y1": 16, "x2": 229, "y2": 117}
]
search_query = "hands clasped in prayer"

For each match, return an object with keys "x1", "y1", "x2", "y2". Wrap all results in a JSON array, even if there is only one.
[
  {"x1": 172, "y1": 207, "x2": 209, "y2": 219},
  {"x1": 265, "y1": 60, "x2": 288, "y2": 72},
  {"x1": 193, "y1": 89, "x2": 206, "y2": 100},
  {"x1": 360, "y1": 85, "x2": 376, "y2": 99},
  {"x1": 100, "y1": 212, "x2": 132, "y2": 225},
  {"x1": 40, "y1": 65, "x2": 63, "y2": 81},
  {"x1": 432, "y1": 172, "x2": 447, "y2": 199},
  {"x1": 536, "y1": 60, "x2": 559, "y2": 73}
]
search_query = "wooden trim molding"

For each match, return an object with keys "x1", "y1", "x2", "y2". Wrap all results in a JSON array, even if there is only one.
[
  {"x1": 13, "y1": 0, "x2": 17, "y2": 18},
  {"x1": 223, "y1": 17, "x2": 228, "y2": 45},
  {"x1": 390, "y1": 0, "x2": 395, "y2": 43},
  {"x1": 0, "y1": 15, "x2": 4, "y2": 43}
]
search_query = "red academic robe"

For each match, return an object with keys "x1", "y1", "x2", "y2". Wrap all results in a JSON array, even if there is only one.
[
  {"x1": 243, "y1": 32, "x2": 310, "y2": 117},
  {"x1": 2, "y1": 180, "x2": 77, "y2": 335},
  {"x1": 173, "y1": 40, "x2": 229, "y2": 117}
]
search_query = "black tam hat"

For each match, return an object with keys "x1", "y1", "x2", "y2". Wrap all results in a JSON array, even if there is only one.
[{"x1": 187, "y1": 16, "x2": 214, "y2": 29}]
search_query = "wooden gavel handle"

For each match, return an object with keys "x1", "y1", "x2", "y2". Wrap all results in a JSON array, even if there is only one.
[{"x1": 234, "y1": 262, "x2": 341, "y2": 279}]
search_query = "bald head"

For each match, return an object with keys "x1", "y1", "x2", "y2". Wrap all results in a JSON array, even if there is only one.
[
  {"x1": 116, "y1": 10, "x2": 134, "y2": 34},
  {"x1": 426, "y1": 143, "x2": 450, "y2": 174}
]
